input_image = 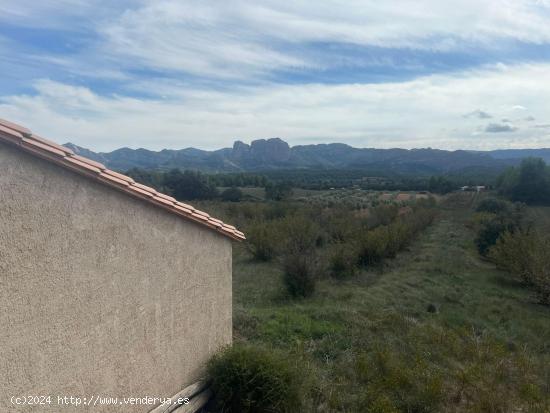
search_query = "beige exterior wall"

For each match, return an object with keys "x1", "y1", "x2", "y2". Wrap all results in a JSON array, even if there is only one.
[{"x1": 0, "y1": 142, "x2": 232, "y2": 412}]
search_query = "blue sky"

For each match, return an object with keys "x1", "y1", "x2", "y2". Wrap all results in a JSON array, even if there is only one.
[{"x1": 1, "y1": 0, "x2": 550, "y2": 151}]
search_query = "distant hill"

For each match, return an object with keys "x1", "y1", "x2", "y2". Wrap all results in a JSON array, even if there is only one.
[
  {"x1": 63, "y1": 138, "x2": 546, "y2": 175},
  {"x1": 484, "y1": 149, "x2": 550, "y2": 162}
]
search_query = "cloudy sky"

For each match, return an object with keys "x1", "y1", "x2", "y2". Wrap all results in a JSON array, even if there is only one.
[{"x1": 1, "y1": 0, "x2": 550, "y2": 151}]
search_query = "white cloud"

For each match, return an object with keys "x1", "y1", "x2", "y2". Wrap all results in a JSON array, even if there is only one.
[
  {"x1": 3, "y1": 1, "x2": 550, "y2": 80},
  {"x1": 94, "y1": 0, "x2": 550, "y2": 78},
  {"x1": 1, "y1": 63, "x2": 549, "y2": 151}
]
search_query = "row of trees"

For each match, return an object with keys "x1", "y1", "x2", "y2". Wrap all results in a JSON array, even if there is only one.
[
  {"x1": 126, "y1": 168, "x2": 295, "y2": 202},
  {"x1": 126, "y1": 166, "x2": 497, "y2": 199},
  {"x1": 126, "y1": 168, "x2": 219, "y2": 200},
  {"x1": 245, "y1": 201, "x2": 437, "y2": 298}
]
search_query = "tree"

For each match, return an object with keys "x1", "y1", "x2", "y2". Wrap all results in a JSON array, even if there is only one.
[
  {"x1": 221, "y1": 187, "x2": 243, "y2": 202},
  {"x1": 265, "y1": 182, "x2": 293, "y2": 201},
  {"x1": 428, "y1": 176, "x2": 455, "y2": 194},
  {"x1": 497, "y1": 158, "x2": 550, "y2": 205},
  {"x1": 163, "y1": 169, "x2": 218, "y2": 200}
]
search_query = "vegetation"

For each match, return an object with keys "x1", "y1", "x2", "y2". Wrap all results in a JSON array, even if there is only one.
[
  {"x1": 497, "y1": 157, "x2": 550, "y2": 205},
  {"x1": 202, "y1": 190, "x2": 550, "y2": 412},
  {"x1": 265, "y1": 181, "x2": 293, "y2": 201},
  {"x1": 220, "y1": 186, "x2": 243, "y2": 202},
  {"x1": 262, "y1": 168, "x2": 495, "y2": 192},
  {"x1": 472, "y1": 198, "x2": 525, "y2": 256},
  {"x1": 124, "y1": 166, "x2": 549, "y2": 411},
  {"x1": 126, "y1": 167, "x2": 218, "y2": 200},
  {"x1": 357, "y1": 208, "x2": 436, "y2": 267},
  {"x1": 207, "y1": 344, "x2": 307, "y2": 412},
  {"x1": 490, "y1": 229, "x2": 550, "y2": 305},
  {"x1": 209, "y1": 172, "x2": 269, "y2": 188},
  {"x1": 428, "y1": 175, "x2": 455, "y2": 194}
]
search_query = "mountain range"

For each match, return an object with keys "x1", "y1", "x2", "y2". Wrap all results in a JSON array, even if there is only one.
[{"x1": 63, "y1": 138, "x2": 550, "y2": 176}]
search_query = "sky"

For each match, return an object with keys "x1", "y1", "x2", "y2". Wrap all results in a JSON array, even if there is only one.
[{"x1": 1, "y1": 1, "x2": 550, "y2": 152}]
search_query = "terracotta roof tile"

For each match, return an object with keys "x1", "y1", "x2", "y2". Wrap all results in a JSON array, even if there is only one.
[
  {"x1": 154, "y1": 192, "x2": 177, "y2": 202},
  {"x1": 132, "y1": 182, "x2": 158, "y2": 195},
  {"x1": 0, "y1": 124, "x2": 25, "y2": 142},
  {"x1": 176, "y1": 201, "x2": 195, "y2": 211},
  {"x1": 130, "y1": 185, "x2": 155, "y2": 198},
  {"x1": 153, "y1": 196, "x2": 176, "y2": 207},
  {"x1": 71, "y1": 154, "x2": 106, "y2": 171},
  {"x1": 64, "y1": 156, "x2": 103, "y2": 174},
  {"x1": 22, "y1": 137, "x2": 67, "y2": 157},
  {"x1": 99, "y1": 172, "x2": 131, "y2": 187},
  {"x1": 174, "y1": 204, "x2": 193, "y2": 214},
  {"x1": 30, "y1": 134, "x2": 74, "y2": 155},
  {"x1": 191, "y1": 212, "x2": 210, "y2": 221},
  {"x1": 0, "y1": 118, "x2": 31, "y2": 134},
  {"x1": 103, "y1": 169, "x2": 134, "y2": 183},
  {"x1": 0, "y1": 118, "x2": 244, "y2": 241},
  {"x1": 192, "y1": 210, "x2": 210, "y2": 218}
]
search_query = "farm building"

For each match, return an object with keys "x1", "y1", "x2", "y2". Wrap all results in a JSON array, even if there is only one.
[{"x1": 0, "y1": 118, "x2": 244, "y2": 412}]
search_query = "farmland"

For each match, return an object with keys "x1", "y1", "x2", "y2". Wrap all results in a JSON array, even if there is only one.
[{"x1": 200, "y1": 190, "x2": 550, "y2": 412}]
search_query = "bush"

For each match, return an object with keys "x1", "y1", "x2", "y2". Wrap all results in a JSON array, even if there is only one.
[
  {"x1": 245, "y1": 221, "x2": 279, "y2": 261},
  {"x1": 278, "y1": 214, "x2": 320, "y2": 256},
  {"x1": 329, "y1": 244, "x2": 358, "y2": 279},
  {"x1": 265, "y1": 182, "x2": 293, "y2": 201},
  {"x1": 490, "y1": 230, "x2": 550, "y2": 304},
  {"x1": 358, "y1": 226, "x2": 390, "y2": 266},
  {"x1": 356, "y1": 349, "x2": 444, "y2": 413},
  {"x1": 474, "y1": 203, "x2": 525, "y2": 256},
  {"x1": 358, "y1": 208, "x2": 436, "y2": 266},
  {"x1": 221, "y1": 187, "x2": 243, "y2": 202},
  {"x1": 530, "y1": 248, "x2": 550, "y2": 305},
  {"x1": 370, "y1": 204, "x2": 399, "y2": 227},
  {"x1": 324, "y1": 212, "x2": 360, "y2": 243},
  {"x1": 283, "y1": 254, "x2": 316, "y2": 298},
  {"x1": 489, "y1": 229, "x2": 537, "y2": 285},
  {"x1": 207, "y1": 344, "x2": 304, "y2": 413},
  {"x1": 475, "y1": 219, "x2": 509, "y2": 256},
  {"x1": 476, "y1": 197, "x2": 510, "y2": 214}
]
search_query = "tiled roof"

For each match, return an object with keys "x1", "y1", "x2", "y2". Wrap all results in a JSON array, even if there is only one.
[{"x1": 0, "y1": 118, "x2": 245, "y2": 241}]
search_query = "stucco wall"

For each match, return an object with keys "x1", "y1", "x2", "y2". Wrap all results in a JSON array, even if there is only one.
[{"x1": 0, "y1": 141, "x2": 232, "y2": 412}]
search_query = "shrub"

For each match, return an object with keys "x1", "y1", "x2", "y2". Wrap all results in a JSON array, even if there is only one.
[
  {"x1": 530, "y1": 251, "x2": 550, "y2": 305},
  {"x1": 245, "y1": 221, "x2": 279, "y2": 261},
  {"x1": 357, "y1": 208, "x2": 436, "y2": 266},
  {"x1": 476, "y1": 197, "x2": 510, "y2": 214},
  {"x1": 356, "y1": 349, "x2": 445, "y2": 413},
  {"x1": 265, "y1": 182, "x2": 293, "y2": 201},
  {"x1": 490, "y1": 230, "x2": 550, "y2": 304},
  {"x1": 358, "y1": 226, "x2": 390, "y2": 266},
  {"x1": 221, "y1": 187, "x2": 243, "y2": 202},
  {"x1": 207, "y1": 344, "x2": 304, "y2": 413},
  {"x1": 283, "y1": 254, "x2": 316, "y2": 298},
  {"x1": 370, "y1": 204, "x2": 399, "y2": 227},
  {"x1": 278, "y1": 214, "x2": 320, "y2": 256},
  {"x1": 489, "y1": 229, "x2": 538, "y2": 285},
  {"x1": 329, "y1": 244, "x2": 358, "y2": 279},
  {"x1": 475, "y1": 219, "x2": 509, "y2": 256},
  {"x1": 475, "y1": 203, "x2": 525, "y2": 256},
  {"x1": 324, "y1": 212, "x2": 360, "y2": 243}
]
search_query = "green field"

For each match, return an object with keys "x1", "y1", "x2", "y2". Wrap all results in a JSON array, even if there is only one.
[{"x1": 228, "y1": 196, "x2": 550, "y2": 412}]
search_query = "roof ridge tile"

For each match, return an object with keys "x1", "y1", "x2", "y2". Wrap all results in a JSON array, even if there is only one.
[
  {"x1": 0, "y1": 118, "x2": 31, "y2": 134},
  {"x1": 0, "y1": 118, "x2": 244, "y2": 241}
]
